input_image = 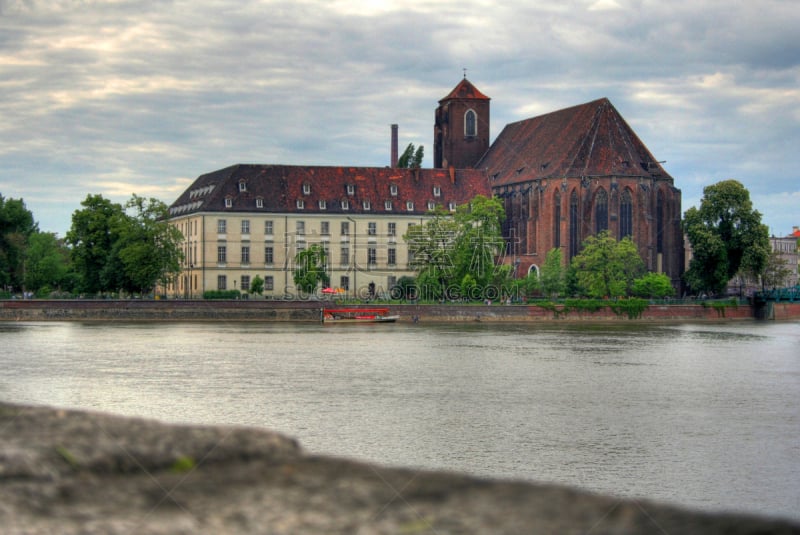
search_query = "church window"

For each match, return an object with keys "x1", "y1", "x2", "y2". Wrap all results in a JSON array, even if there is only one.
[
  {"x1": 569, "y1": 190, "x2": 579, "y2": 259},
  {"x1": 553, "y1": 192, "x2": 561, "y2": 248},
  {"x1": 465, "y1": 109, "x2": 477, "y2": 137},
  {"x1": 595, "y1": 189, "x2": 608, "y2": 234},
  {"x1": 619, "y1": 189, "x2": 632, "y2": 239},
  {"x1": 657, "y1": 190, "x2": 665, "y2": 255}
]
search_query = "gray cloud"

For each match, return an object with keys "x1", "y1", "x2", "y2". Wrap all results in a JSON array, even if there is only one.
[{"x1": 0, "y1": 0, "x2": 797, "y2": 235}]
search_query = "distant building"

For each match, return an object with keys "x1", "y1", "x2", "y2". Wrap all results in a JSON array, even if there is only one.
[
  {"x1": 166, "y1": 78, "x2": 683, "y2": 297},
  {"x1": 769, "y1": 231, "x2": 799, "y2": 287}
]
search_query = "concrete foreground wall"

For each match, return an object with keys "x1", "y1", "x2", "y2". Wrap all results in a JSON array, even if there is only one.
[
  {"x1": 1, "y1": 299, "x2": 791, "y2": 322},
  {"x1": 1, "y1": 403, "x2": 798, "y2": 534}
]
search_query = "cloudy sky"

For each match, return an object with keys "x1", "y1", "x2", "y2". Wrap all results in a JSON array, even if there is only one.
[{"x1": 1, "y1": 0, "x2": 798, "y2": 237}]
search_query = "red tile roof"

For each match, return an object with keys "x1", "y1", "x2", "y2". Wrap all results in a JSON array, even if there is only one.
[
  {"x1": 478, "y1": 98, "x2": 672, "y2": 187},
  {"x1": 439, "y1": 78, "x2": 491, "y2": 103},
  {"x1": 169, "y1": 164, "x2": 490, "y2": 217}
]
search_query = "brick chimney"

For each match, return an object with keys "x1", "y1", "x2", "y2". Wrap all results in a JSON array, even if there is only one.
[{"x1": 390, "y1": 124, "x2": 398, "y2": 168}]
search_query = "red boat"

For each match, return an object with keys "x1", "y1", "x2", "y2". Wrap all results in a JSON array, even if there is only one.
[{"x1": 322, "y1": 308, "x2": 399, "y2": 323}]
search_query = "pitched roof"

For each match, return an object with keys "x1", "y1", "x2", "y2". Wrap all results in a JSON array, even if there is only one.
[
  {"x1": 169, "y1": 164, "x2": 490, "y2": 218},
  {"x1": 439, "y1": 78, "x2": 491, "y2": 103},
  {"x1": 478, "y1": 98, "x2": 672, "y2": 187}
]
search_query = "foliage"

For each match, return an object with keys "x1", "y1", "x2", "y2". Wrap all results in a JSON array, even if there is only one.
[
  {"x1": 0, "y1": 195, "x2": 37, "y2": 291},
  {"x1": 203, "y1": 289, "x2": 241, "y2": 299},
  {"x1": 683, "y1": 180, "x2": 770, "y2": 296},
  {"x1": 570, "y1": 231, "x2": 644, "y2": 298},
  {"x1": 608, "y1": 298, "x2": 649, "y2": 319},
  {"x1": 397, "y1": 143, "x2": 424, "y2": 168},
  {"x1": 23, "y1": 232, "x2": 71, "y2": 294},
  {"x1": 249, "y1": 275, "x2": 265, "y2": 296},
  {"x1": 404, "y1": 195, "x2": 511, "y2": 301},
  {"x1": 390, "y1": 275, "x2": 417, "y2": 300},
  {"x1": 631, "y1": 272, "x2": 676, "y2": 299},
  {"x1": 760, "y1": 250, "x2": 793, "y2": 290},
  {"x1": 539, "y1": 248, "x2": 565, "y2": 298},
  {"x1": 293, "y1": 244, "x2": 329, "y2": 294}
]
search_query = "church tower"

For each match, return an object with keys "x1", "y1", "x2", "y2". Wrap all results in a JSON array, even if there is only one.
[{"x1": 434, "y1": 78, "x2": 490, "y2": 169}]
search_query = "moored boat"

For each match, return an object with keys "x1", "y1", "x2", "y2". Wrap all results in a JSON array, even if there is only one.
[{"x1": 322, "y1": 308, "x2": 399, "y2": 323}]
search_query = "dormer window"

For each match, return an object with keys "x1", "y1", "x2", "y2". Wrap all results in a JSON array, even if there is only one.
[
  {"x1": 362, "y1": 200, "x2": 371, "y2": 210},
  {"x1": 448, "y1": 201, "x2": 457, "y2": 212},
  {"x1": 238, "y1": 180, "x2": 247, "y2": 192},
  {"x1": 427, "y1": 201, "x2": 436, "y2": 211},
  {"x1": 256, "y1": 198, "x2": 263, "y2": 208},
  {"x1": 225, "y1": 197, "x2": 233, "y2": 208},
  {"x1": 389, "y1": 184, "x2": 398, "y2": 196},
  {"x1": 318, "y1": 199, "x2": 327, "y2": 210},
  {"x1": 296, "y1": 199, "x2": 305, "y2": 209},
  {"x1": 433, "y1": 186, "x2": 441, "y2": 197},
  {"x1": 406, "y1": 200, "x2": 414, "y2": 211},
  {"x1": 341, "y1": 199, "x2": 349, "y2": 210},
  {"x1": 346, "y1": 184, "x2": 355, "y2": 196},
  {"x1": 384, "y1": 200, "x2": 393, "y2": 210},
  {"x1": 465, "y1": 109, "x2": 477, "y2": 137},
  {"x1": 303, "y1": 183, "x2": 311, "y2": 195}
]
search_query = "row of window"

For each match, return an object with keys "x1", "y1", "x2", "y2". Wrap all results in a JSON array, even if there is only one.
[
  {"x1": 216, "y1": 245, "x2": 401, "y2": 266},
  {"x1": 217, "y1": 219, "x2": 406, "y2": 237},
  {"x1": 223, "y1": 195, "x2": 456, "y2": 212},
  {"x1": 217, "y1": 274, "x2": 399, "y2": 293},
  {"x1": 300, "y1": 183, "x2": 443, "y2": 197}
]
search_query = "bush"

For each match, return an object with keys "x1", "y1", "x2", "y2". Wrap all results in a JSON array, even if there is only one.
[{"x1": 203, "y1": 289, "x2": 242, "y2": 299}]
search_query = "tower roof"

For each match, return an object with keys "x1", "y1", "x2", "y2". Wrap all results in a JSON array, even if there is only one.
[
  {"x1": 439, "y1": 78, "x2": 490, "y2": 103},
  {"x1": 479, "y1": 98, "x2": 672, "y2": 186}
]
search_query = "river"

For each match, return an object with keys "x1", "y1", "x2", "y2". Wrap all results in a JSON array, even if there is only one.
[{"x1": 1, "y1": 320, "x2": 798, "y2": 521}]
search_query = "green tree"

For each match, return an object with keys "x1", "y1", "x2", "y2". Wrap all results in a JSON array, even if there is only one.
[
  {"x1": 571, "y1": 231, "x2": 645, "y2": 298},
  {"x1": 760, "y1": 250, "x2": 793, "y2": 290},
  {"x1": 250, "y1": 275, "x2": 265, "y2": 297},
  {"x1": 23, "y1": 232, "x2": 71, "y2": 295},
  {"x1": 397, "y1": 143, "x2": 424, "y2": 168},
  {"x1": 293, "y1": 244, "x2": 329, "y2": 294},
  {"x1": 405, "y1": 209, "x2": 459, "y2": 299},
  {"x1": 683, "y1": 180, "x2": 770, "y2": 295},
  {"x1": 390, "y1": 275, "x2": 417, "y2": 300},
  {"x1": 66, "y1": 195, "x2": 125, "y2": 294},
  {"x1": 631, "y1": 272, "x2": 676, "y2": 299},
  {"x1": 0, "y1": 195, "x2": 37, "y2": 292},
  {"x1": 539, "y1": 248, "x2": 565, "y2": 298}
]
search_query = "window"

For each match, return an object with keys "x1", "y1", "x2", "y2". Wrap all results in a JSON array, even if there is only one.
[
  {"x1": 388, "y1": 247, "x2": 396, "y2": 266},
  {"x1": 465, "y1": 109, "x2": 477, "y2": 137},
  {"x1": 225, "y1": 197, "x2": 232, "y2": 208},
  {"x1": 296, "y1": 242, "x2": 306, "y2": 253},
  {"x1": 241, "y1": 246, "x2": 250, "y2": 264},
  {"x1": 241, "y1": 275, "x2": 250, "y2": 291},
  {"x1": 384, "y1": 200, "x2": 393, "y2": 210},
  {"x1": 217, "y1": 275, "x2": 227, "y2": 290},
  {"x1": 595, "y1": 190, "x2": 608, "y2": 234},
  {"x1": 319, "y1": 199, "x2": 327, "y2": 210},
  {"x1": 321, "y1": 221, "x2": 330, "y2": 235},
  {"x1": 341, "y1": 199, "x2": 349, "y2": 210},
  {"x1": 569, "y1": 190, "x2": 579, "y2": 259},
  {"x1": 217, "y1": 219, "x2": 227, "y2": 234},
  {"x1": 341, "y1": 221, "x2": 350, "y2": 235},
  {"x1": 553, "y1": 192, "x2": 561, "y2": 249},
  {"x1": 346, "y1": 184, "x2": 355, "y2": 195},
  {"x1": 238, "y1": 181, "x2": 247, "y2": 192},
  {"x1": 265, "y1": 220, "x2": 274, "y2": 235},
  {"x1": 433, "y1": 186, "x2": 441, "y2": 197},
  {"x1": 448, "y1": 202, "x2": 457, "y2": 212},
  {"x1": 363, "y1": 200, "x2": 371, "y2": 210},
  {"x1": 340, "y1": 276, "x2": 349, "y2": 291},
  {"x1": 388, "y1": 222, "x2": 396, "y2": 237},
  {"x1": 340, "y1": 246, "x2": 350, "y2": 266},
  {"x1": 368, "y1": 222, "x2": 377, "y2": 236},
  {"x1": 265, "y1": 246, "x2": 274, "y2": 264},
  {"x1": 256, "y1": 198, "x2": 263, "y2": 208},
  {"x1": 241, "y1": 220, "x2": 250, "y2": 235},
  {"x1": 367, "y1": 246, "x2": 377, "y2": 266},
  {"x1": 427, "y1": 201, "x2": 435, "y2": 211},
  {"x1": 387, "y1": 275, "x2": 397, "y2": 290},
  {"x1": 406, "y1": 201, "x2": 414, "y2": 211},
  {"x1": 303, "y1": 183, "x2": 311, "y2": 195},
  {"x1": 657, "y1": 190, "x2": 665, "y2": 255},
  {"x1": 265, "y1": 276, "x2": 274, "y2": 291},
  {"x1": 296, "y1": 221, "x2": 305, "y2": 235},
  {"x1": 620, "y1": 189, "x2": 632, "y2": 239},
  {"x1": 217, "y1": 245, "x2": 227, "y2": 263},
  {"x1": 296, "y1": 199, "x2": 304, "y2": 209},
  {"x1": 390, "y1": 184, "x2": 398, "y2": 196}
]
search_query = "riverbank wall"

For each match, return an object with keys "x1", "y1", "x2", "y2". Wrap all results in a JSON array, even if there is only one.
[
  {"x1": 2, "y1": 299, "x2": 798, "y2": 322},
  {"x1": 2, "y1": 402, "x2": 798, "y2": 534}
]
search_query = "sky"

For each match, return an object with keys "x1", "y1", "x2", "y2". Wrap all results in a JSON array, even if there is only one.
[{"x1": 1, "y1": 0, "x2": 798, "y2": 237}]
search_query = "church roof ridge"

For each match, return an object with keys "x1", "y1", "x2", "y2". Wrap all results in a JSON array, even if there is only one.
[{"x1": 439, "y1": 78, "x2": 491, "y2": 103}]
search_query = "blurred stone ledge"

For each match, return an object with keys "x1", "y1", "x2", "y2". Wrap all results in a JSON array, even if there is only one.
[{"x1": 1, "y1": 403, "x2": 797, "y2": 534}]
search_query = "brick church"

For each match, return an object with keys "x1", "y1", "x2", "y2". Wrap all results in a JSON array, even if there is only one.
[{"x1": 434, "y1": 77, "x2": 683, "y2": 287}]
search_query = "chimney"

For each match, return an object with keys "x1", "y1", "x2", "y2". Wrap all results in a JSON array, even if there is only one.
[{"x1": 390, "y1": 124, "x2": 398, "y2": 168}]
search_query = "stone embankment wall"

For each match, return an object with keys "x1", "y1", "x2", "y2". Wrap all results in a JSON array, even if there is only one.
[
  {"x1": 2, "y1": 299, "x2": 798, "y2": 322},
  {"x1": 2, "y1": 402, "x2": 798, "y2": 534}
]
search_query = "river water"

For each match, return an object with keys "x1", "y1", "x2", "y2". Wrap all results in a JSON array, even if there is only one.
[{"x1": 1, "y1": 320, "x2": 798, "y2": 520}]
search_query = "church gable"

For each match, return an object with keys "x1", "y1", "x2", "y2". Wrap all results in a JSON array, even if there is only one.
[{"x1": 480, "y1": 98, "x2": 671, "y2": 187}]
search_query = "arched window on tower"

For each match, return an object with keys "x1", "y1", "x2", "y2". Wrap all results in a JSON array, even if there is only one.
[
  {"x1": 619, "y1": 189, "x2": 632, "y2": 239},
  {"x1": 657, "y1": 189, "x2": 665, "y2": 255},
  {"x1": 465, "y1": 109, "x2": 477, "y2": 137},
  {"x1": 553, "y1": 191, "x2": 561, "y2": 248},
  {"x1": 569, "y1": 190, "x2": 579, "y2": 259},
  {"x1": 595, "y1": 189, "x2": 608, "y2": 234}
]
